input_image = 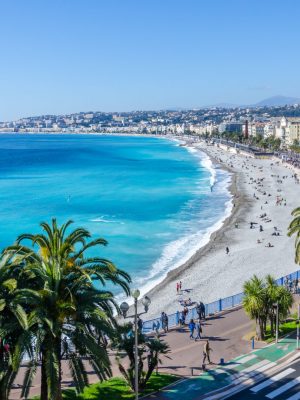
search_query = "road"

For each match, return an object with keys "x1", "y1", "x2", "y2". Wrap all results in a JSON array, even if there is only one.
[{"x1": 226, "y1": 358, "x2": 300, "y2": 400}]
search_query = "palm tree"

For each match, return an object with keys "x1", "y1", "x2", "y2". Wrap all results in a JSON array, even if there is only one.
[
  {"x1": 243, "y1": 274, "x2": 293, "y2": 341},
  {"x1": 265, "y1": 275, "x2": 278, "y2": 336},
  {"x1": 114, "y1": 325, "x2": 170, "y2": 392},
  {"x1": 288, "y1": 207, "x2": 300, "y2": 264},
  {"x1": 0, "y1": 251, "x2": 35, "y2": 400},
  {"x1": 8, "y1": 218, "x2": 131, "y2": 400},
  {"x1": 243, "y1": 275, "x2": 266, "y2": 340}
]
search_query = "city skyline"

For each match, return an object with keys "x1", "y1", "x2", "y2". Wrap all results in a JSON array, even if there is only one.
[{"x1": 1, "y1": 0, "x2": 300, "y2": 120}]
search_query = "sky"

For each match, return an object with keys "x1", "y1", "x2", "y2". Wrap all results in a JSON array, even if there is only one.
[{"x1": 1, "y1": 0, "x2": 300, "y2": 120}]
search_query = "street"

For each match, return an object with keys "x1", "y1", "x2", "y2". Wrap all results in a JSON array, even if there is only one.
[{"x1": 226, "y1": 358, "x2": 300, "y2": 400}]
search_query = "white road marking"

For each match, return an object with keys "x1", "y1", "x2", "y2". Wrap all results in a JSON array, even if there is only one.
[
  {"x1": 223, "y1": 354, "x2": 257, "y2": 369},
  {"x1": 266, "y1": 376, "x2": 300, "y2": 398},
  {"x1": 250, "y1": 368, "x2": 295, "y2": 393},
  {"x1": 241, "y1": 359, "x2": 270, "y2": 374}
]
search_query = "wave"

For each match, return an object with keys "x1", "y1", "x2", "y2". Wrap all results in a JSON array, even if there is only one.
[
  {"x1": 186, "y1": 146, "x2": 217, "y2": 188},
  {"x1": 89, "y1": 216, "x2": 123, "y2": 224}
]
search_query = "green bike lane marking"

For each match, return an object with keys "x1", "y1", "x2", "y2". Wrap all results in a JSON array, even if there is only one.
[{"x1": 150, "y1": 338, "x2": 297, "y2": 399}]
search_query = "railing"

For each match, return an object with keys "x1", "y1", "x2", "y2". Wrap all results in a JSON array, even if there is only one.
[{"x1": 142, "y1": 269, "x2": 300, "y2": 334}]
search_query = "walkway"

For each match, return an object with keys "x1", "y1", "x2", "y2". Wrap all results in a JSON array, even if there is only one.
[
  {"x1": 148, "y1": 338, "x2": 299, "y2": 400},
  {"x1": 10, "y1": 306, "x2": 257, "y2": 399}
]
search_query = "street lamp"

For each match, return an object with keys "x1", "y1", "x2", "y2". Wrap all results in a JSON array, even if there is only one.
[
  {"x1": 297, "y1": 303, "x2": 300, "y2": 350},
  {"x1": 120, "y1": 290, "x2": 151, "y2": 400},
  {"x1": 273, "y1": 302, "x2": 279, "y2": 343}
]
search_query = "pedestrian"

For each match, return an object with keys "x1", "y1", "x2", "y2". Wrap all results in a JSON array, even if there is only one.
[
  {"x1": 179, "y1": 281, "x2": 182, "y2": 291},
  {"x1": 200, "y1": 302, "x2": 206, "y2": 320},
  {"x1": 137, "y1": 317, "x2": 143, "y2": 332},
  {"x1": 176, "y1": 282, "x2": 179, "y2": 294},
  {"x1": 195, "y1": 320, "x2": 202, "y2": 341},
  {"x1": 226, "y1": 246, "x2": 229, "y2": 255},
  {"x1": 202, "y1": 340, "x2": 212, "y2": 365},
  {"x1": 180, "y1": 310, "x2": 186, "y2": 326},
  {"x1": 161, "y1": 312, "x2": 168, "y2": 333},
  {"x1": 188, "y1": 319, "x2": 195, "y2": 339}
]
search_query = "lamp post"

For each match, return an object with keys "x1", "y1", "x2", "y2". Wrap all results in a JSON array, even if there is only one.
[
  {"x1": 297, "y1": 303, "x2": 300, "y2": 350},
  {"x1": 120, "y1": 290, "x2": 151, "y2": 400},
  {"x1": 273, "y1": 302, "x2": 279, "y2": 343}
]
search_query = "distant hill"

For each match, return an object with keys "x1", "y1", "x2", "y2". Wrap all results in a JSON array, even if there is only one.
[{"x1": 254, "y1": 95, "x2": 300, "y2": 107}]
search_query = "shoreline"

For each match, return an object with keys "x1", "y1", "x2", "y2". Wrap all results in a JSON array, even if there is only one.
[
  {"x1": 3, "y1": 132, "x2": 299, "y2": 318},
  {"x1": 129, "y1": 138, "x2": 235, "y2": 301},
  {"x1": 144, "y1": 142, "x2": 245, "y2": 307},
  {"x1": 143, "y1": 140, "x2": 300, "y2": 319}
]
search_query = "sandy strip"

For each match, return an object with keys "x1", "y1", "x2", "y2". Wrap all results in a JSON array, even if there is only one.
[{"x1": 144, "y1": 140, "x2": 300, "y2": 319}]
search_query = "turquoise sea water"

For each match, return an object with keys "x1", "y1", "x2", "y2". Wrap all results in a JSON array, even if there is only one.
[{"x1": 0, "y1": 134, "x2": 231, "y2": 295}]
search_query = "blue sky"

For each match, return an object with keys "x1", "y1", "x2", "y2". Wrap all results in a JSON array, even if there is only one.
[{"x1": 1, "y1": 0, "x2": 299, "y2": 120}]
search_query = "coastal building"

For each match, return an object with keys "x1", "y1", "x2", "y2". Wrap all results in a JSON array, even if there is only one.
[
  {"x1": 219, "y1": 122, "x2": 243, "y2": 134},
  {"x1": 275, "y1": 117, "x2": 300, "y2": 145},
  {"x1": 242, "y1": 122, "x2": 266, "y2": 138}
]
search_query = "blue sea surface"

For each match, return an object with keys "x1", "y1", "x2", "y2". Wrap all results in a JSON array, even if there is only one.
[{"x1": 0, "y1": 134, "x2": 231, "y2": 295}]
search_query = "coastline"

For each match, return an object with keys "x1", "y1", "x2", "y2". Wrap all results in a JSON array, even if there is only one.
[
  {"x1": 3, "y1": 132, "x2": 299, "y2": 318},
  {"x1": 143, "y1": 140, "x2": 300, "y2": 319},
  {"x1": 143, "y1": 142, "x2": 243, "y2": 313}
]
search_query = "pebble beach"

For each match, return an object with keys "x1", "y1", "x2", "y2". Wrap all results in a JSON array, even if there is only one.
[{"x1": 144, "y1": 141, "x2": 300, "y2": 319}]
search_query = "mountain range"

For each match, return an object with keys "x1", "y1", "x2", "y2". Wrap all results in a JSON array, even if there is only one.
[{"x1": 253, "y1": 95, "x2": 300, "y2": 107}]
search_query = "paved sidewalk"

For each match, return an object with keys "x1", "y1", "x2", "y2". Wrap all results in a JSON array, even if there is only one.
[
  {"x1": 147, "y1": 338, "x2": 299, "y2": 400},
  {"x1": 9, "y1": 307, "x2": 263, "y2": 398}
]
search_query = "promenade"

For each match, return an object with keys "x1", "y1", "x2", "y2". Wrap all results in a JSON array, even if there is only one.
[{"x1": 11, "y1": 306, "x2": 261, "y2": 399}]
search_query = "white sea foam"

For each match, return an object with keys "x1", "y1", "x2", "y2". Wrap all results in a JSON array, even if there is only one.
[
  {"x1": 186, "y1": 146, "x2": 217, "y2": 187},
  {"x1": 90, "y1": 216, "x2": 122, "y2": 224}
]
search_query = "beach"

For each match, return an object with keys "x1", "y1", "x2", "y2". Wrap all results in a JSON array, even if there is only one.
[{"x1": 144, "y1": 140, "x2": 300, "y2": 319}]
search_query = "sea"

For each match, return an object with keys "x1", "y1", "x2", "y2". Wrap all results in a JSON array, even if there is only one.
[{"x1": 0, "y1": 134, "x2": 232, "y2": 296}]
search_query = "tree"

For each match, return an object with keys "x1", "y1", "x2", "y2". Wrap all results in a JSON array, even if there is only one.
[
  {"x1": 243, "y1": 274, "x2": 293, "y2": 340},
  {"x1": 288, "y1": 207, "x2": 300, "y2": 264},
  {"x1": 8, "y1": 218, "x2": 131, "y2": 400},
  {"x1": 243, "y1": 275, "x2": 266, "y2": 340},
  {"x1": 0, "y1": 251, "x2": 34, "y2": 400},
  {"x1": 114, "y1": 324, "x2": 170, "y2": 392}
]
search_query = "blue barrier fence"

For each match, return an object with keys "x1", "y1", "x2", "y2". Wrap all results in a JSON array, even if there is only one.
[{"x1": 142, "y1": 269, "x2": 300, "y2": 334}]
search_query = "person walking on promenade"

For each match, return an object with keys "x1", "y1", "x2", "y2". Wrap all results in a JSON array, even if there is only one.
[
  {"x1": 226, "y1": 246, "x2": 229, "y2": 255},
  {"x1": 195, "y1": 320, "x2": 202, "y2": 341},
  {"x1": 161, "y1": 312, "x2": 169, "y2": 333},
  {"x1": 180, "y1": 310, "x2": 186, "y2": 326},
  {"x1": 200, "y1": 301, "x2": 206, "y2": 320},
  {"x1": 179, "y1": 280, "x2": 182, "y2": 291},
  {"x1": 202, "y1": 340, "x2": 212, "y2": 365},
  {"x1": 176, "y1": 282, "x2": 179, "y2": 293},
  {"x1": 188, "y1": 319, "x2": 195, "y2": 339},
  {"x1": 196, "y1": 303, "x2": 201, "y2": 320}
]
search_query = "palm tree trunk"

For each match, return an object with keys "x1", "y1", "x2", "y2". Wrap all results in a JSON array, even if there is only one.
[
  {"x1": 255, "y1": 318, "x2": 261, "y2": 340},
  {"x1": 55, "y1": 337, "x2": 63, "y2": 400},
  {"x1": 40, "y1": 350, "x2": 48, "y2": 400}
]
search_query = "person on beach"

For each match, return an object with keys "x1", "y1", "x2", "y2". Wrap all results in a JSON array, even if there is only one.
[
  {"x1": 188, "y1": 319, "x2": 195, "y2": 339},
  {"x1": 176, "y1": 282, "x2": 179, "y2": 294},
  {"x1": 226, "y1": 246, "x2": 229, "y2": 255},
  {"x1": 195, "y1": 320, "x2": 202, "y2": 341},
  {"x1": 179, "y1": 281, "x2": 182, "y2": 290},
  {"x1": 202, "y1": 340, "x2": 212, "y2": 365}
]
